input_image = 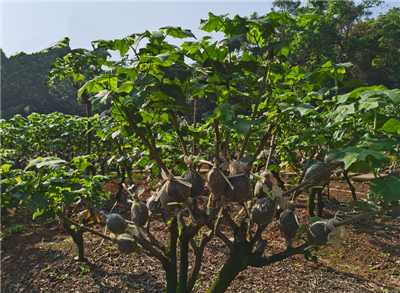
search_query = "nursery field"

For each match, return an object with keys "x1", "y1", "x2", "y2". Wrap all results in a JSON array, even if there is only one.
[{"x1": 2, "y1": 172, "x2": 400, "y2": 293}]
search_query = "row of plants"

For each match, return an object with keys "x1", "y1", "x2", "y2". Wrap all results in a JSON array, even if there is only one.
[{"x1": 2, "y1": 10, "x2": 400, "y2": 293}]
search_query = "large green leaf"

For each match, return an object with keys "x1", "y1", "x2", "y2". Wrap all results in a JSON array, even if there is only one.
[
  {"x1": 145, "y1": 53, "x2": 179, "y2": 66},
  {"x1": 222, "y1": 118, "x2": 262, "y2": 134},
  {"x1": 160, "y1": 63, "x2": 191, "y2": 83},
  {"x1": 160, "y1": 26, "x2": 196, "y2": 39},
  {"x1": 356, "y1": 135, "x2": 398, "y2": 152},
  {"x1": 337, "y1": 86, "x2": 387, "y2": 104},
  {"x1": 279, "y1": 103, "x2": 315, "y2": 117},
  {"x1": 62, "y1": 190, "x2": 77, "y2": 206},
  {"x1": 199, "y1": 13, "x2": 228, "y2": 33},
  {"x1": 337, "y1": 147, "x2": 388, "y2": 170},
  {"x1": 217, "y1": 34, "x2": 247, "y2": 52},
  {"x1": 78, "y1": 80, "x2": 104, "y2": 98},
  {"x1": 370, "y1": 174, "x2": 400, "y2": 202},
  {"x1": 214, "y1": 103, "x2": 243, "y2": 122},
  {"x1": 296, "y1": 14, "x2": 320, "y2": 26},
  {"x1": 25, "y1": 157, "x2": 67, "y2": 172},
  {"x1": 124, "y1": 88, "x2": 147, "y2": 107},
  {"x1": 329, "y1": 104, "x2": 355, "y2": 123},
  {"x1": 358, "y1": 97, "x2": 384, "y2": 111},
  {"x1": 383, "y1": 90, "x2": 400, "y2": 105},
  {"x1": 381, "y1": 118, "x2": 400, "y2": 134},
  {"x1": 90, "y1": 89, "x2": 111, "y2": 111}
]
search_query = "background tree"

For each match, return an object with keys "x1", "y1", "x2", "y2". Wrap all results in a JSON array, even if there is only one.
[
  {"x1": 346, "y1": 7, "x2": 400, "y2": 88},
  {"x1": 0, "y1": 44, "x2": 84, "y2": 120}
]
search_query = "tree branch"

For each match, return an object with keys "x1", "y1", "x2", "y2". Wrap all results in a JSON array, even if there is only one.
[
  {"x1": 186, "y1": 231, "x2": 214, "y2": 292},
  {"x1": 239, "y1": 49, "x2": 274, "y2": 159},
  {"x1": 222, "y1": 209, "x2": 238, "y2": 231},
  {"x1": 333, "y1": 204, "x2": 400, "y2": 228},
  {"x1": 246, "y1": 124, "x2": 274, "y2": 169},
  {"x1": 249, "y1": 243, "x2": 309, "y2": 267},
  {"x1": 282, "y1": 162, "x2": 343, "y2": 197},
  {"x1": 169, "y1": 110, "x2": 188, "y2": 157},
  {"x1": 214, "y1": 120, "x2": 221, "y2": 165}
]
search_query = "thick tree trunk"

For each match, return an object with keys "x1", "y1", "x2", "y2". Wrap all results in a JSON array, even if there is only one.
[{"x1": 207, "y1": 243, "x2": 251, "y2": 292}]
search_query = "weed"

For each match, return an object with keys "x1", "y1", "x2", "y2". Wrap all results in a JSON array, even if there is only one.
[
  {"x1": 59, "y1": 274, "x2": 69, "y2": 280},
  {"x1": 104, "y1": 245, "x2": 116, "y2": 251},
  {"x1": 64, "y1": 238, "x2": 73, "y2": 244},
  {"x1": 51, "y1": 243, "x2": 63, "y2": 250},
  {"x1": 79, "y1": 265, "x2": 90, "y2": 275},
  {"x1": 14, "y1": 283, "x2": 23, "y2": 291},
  {"x1": 5, "y1": 223, "x2": 25, "y2": 234}
]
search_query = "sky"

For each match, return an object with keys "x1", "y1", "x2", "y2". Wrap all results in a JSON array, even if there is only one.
[{"x1": 1, "y1": 0, "x2": 399, "y2": 58}]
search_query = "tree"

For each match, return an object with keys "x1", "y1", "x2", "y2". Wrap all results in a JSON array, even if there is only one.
[
  {"x1": 272, "y1": 0, "x2": 301, "y2": 14},
  {"x1": 346, "y1": 7, "x2": 400, "y2": 88},
  {"x1": 0, "y1": 44, "x2": 85, "y2": 120}
]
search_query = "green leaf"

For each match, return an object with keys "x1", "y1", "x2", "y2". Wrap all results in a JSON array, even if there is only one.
[
  {"x1": 329, "y1": 104, "x2": 355, "y2": 123},
  {"x1": 296, "y1": 14, "x2": 320, "y2": 26},
  {"x1": 370, "y1": 174, "x2": 400, "y2": 202},
  {"x1": 14, "y1": 191, "x2": 30, "y2": 200},
  {"x1": 63, "y1": 191, "x2": 76, "y2": 206},
  {"x1": 280, "y1": 103, "x2": 315, "y2": 117},
  {"x1": 26, "y1": 157, "x2": 67, "y2": 172},
  {"x1": 141, "y1": 52, "x2": 179, "y2": 66},
  {"x1": 199, "y1": 13, "x2": 228, "y2": 32},
  {"x1": 356, "y1": 135, "x2": 398, "y2": 152},
  {"x1": 337, "y1": 147, "x2": 388, "y2": 170},
  {"x1": 383, "y1": 90, "x2": 400, "y2": 105},
  {"x1": 346, "y1": 160, "x2": 370, "y2": 173},
  {"x1": 358, "y1": 97, "x2": 383, "y2": 111},
  {"x1": 90, "y1": 90, "x2": 111, "y2": 111},
  {"x1": 121, "y1": 124, "x2": 134, "y2": 137},
  {"x1": 214, "y1": 103, "x2": 243, "y2": 122},
  {"x1": 349, "y1": 201, "x2": 365, "y2": 206},
  {"x1": 124, "y1": 87, "x2": 147, "y2": 108},
  {"x1": 160, "y1": 26, "x2": 196, "y2": 39},
  {"x1": 331, "y1": 62, "x2": 353, "y2": 71},
  {"x1": 160, "y1": 64, "x2": 191, "y2": 84},
  {"x1": 310, "y1": 216, "x2": 323, "y2": 223},
  {"x1": 299, "y1": 225, "x2": 308, "y2": 234},
  {"x1": 78, "y1": 80, "x2": 103, "y2": 98},
  {"x1": 1, "y1": 164, "x2": 12, "y2": 173},
  {"x1": 337, "y1": 86, "x2": 387, "y2": 104},
  {"x1": 222, "y1": 118, "x2": 262, "y2": 134},
  {"x1": 381, "y1": 118, "x2": 400, "y2": 134},
  {"x1": 217, "y1": 34, "x2": 247, "y2": 52},
  {"x1": 111, "y1": 130, "x2": 121, "y2": 139}
]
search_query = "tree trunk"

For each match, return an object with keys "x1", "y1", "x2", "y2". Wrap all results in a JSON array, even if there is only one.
[
  {"x1": 307, "y1": 189, "x2": 318, "y2": 217},
  {"x1": 63, "y1": 224, "x2": 85, "y2": 261},
  {"x1": 343, "y1": 170, "x2": 357, "y2": 201},
  {"x1": 207, "y1": 243, "x2": 251, "y2": 292}
]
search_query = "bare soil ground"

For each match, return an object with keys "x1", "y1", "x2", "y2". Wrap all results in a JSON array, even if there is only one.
[{"x1": 2, "y1": 171, "x2": 400, "y2": 293}]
